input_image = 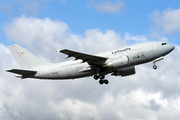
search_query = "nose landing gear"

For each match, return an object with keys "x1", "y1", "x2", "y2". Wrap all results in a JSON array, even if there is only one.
[
  {"x1": 153, "y1": 62, "x2": 157, "y2": 69},
  {"x1": 153, "y1": 65, "x2": 157, "y2": 69},
  {"x1": 152, "y1": 57, "x2": 164, "y2": 70}
]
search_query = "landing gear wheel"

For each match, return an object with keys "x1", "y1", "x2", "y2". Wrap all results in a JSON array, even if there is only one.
[
  {"x1": 99, "y1": 75, "x2": 105, "y2": 80},
  {"x1": 104, "y1": 80, "x2": 109, "y2": 84},
  {"x1": 99, "y1": 80, "x2": 104, "y2": 85},
  {"x1": 153, "y1": 65, "x2": 157, "y2": 69},
  {"x1": 94, "y1": 75, "x2": 99, "y2": 80}
]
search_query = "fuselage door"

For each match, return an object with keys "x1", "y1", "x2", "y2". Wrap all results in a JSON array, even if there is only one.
[{"x1": 148, "y1": 43, "x2": 157, "y2": 59}]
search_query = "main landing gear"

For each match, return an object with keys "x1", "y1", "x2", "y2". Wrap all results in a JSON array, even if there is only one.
[{"x1": 94, "y1": 75, "x2": 109, "y2": 85}]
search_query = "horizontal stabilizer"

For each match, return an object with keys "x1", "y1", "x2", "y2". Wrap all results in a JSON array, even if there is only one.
[{"x1": 7, "y1": 69, "x2": 37, "y2": 78}]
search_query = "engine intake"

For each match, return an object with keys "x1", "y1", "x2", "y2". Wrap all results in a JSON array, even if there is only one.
[{"x1": 112, "y1": 66, "x2": 136, "y2": 77}]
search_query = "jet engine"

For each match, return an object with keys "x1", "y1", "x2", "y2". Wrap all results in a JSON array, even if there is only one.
[
  {"x1": 105, "y1": 56, "x2": 129, "y2": 68},
  {"x1": 112, "y1": 66, "x2": 136, "y2": 77}
]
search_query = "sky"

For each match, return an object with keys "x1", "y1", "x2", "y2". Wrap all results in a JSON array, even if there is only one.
[{"x1": 1, "y1": 0, "x2": 180, "y2": 120}]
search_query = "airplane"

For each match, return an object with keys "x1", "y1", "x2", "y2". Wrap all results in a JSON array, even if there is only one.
[{"x1": 7, "y1": 42, "x2": 175, "y2": 85}]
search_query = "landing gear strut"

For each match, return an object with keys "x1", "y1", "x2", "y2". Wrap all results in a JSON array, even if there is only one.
[
  {"x1": 153, "y1": 61, "x2": 157, "y2": 69},
  {"x1": 153, "y1": 57, "x2": 164, "y2": 70},
  {"x1": 94, "y1": 67, "x2": 109, "y2": 85}
]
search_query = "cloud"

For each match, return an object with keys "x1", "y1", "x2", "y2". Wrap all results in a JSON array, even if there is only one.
[
  {"x1": 19, "y1": 1, "x2": 46, "y2": 16},
  {"x1": 151, "y1": 7, "x2": 180, "y2": 35},
  {"x1": 0, "y1": 0, "x2": 52, "y2": 16},
  {"x1": 0, "y1": 3, "x2": 13, "y2": 14},
  {"x1": 16, "y1": 0, "x2": 49, "y2": 16},
  {"x1": 4, "y1": 15, "x2": 125, "y2": 62},
  {"x1": 4, "y1": 15, "x2": 69, "y2": 45},
  {"x1": 50, "y1": 99, "x2": 99, "y2": 120},
  {"x1": 2, "y1": 16, "x2": 180, "y2": 119},
  {"x1": 124, "y1": 32, "x2": 148, "y2": 45},
  {"x1": 88, "y1": 0, "x2": 124, "y2": 14}
]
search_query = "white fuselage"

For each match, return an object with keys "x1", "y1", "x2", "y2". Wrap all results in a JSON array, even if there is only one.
[{"x1": 34, "y1": 42, "x2": 174, "y2": 80}]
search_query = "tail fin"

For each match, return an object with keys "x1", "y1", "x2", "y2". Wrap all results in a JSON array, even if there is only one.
[{"x1": 8, "y1": 44, "x2": 48, "y2": 69}]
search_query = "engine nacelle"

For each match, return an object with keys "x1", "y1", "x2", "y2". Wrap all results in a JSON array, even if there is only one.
[
  {"x1": 112, "y1": 66, "x2": 136, "y2": 77},
  {"x1": 106, "y1": 56, "x2": 129, "y2": 68}
]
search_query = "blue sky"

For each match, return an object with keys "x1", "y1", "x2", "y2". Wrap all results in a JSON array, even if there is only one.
[{"x1": 1, "y1": 0, "x2": 180, "y2": 46}]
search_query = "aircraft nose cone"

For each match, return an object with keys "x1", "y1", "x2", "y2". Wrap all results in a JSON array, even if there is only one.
[
  {"x1": 168, "y1": 44, "x2": 175, "y2": 53},
  {"x1": 170, "y1": 44, "x2": 175, "y2": 51}
]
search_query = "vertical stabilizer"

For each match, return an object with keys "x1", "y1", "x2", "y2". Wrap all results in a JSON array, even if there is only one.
[{"x1": 8, "y1": 44, "x2": 48, "y2": 69}]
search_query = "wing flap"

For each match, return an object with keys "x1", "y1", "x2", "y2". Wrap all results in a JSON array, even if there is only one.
[{"x1": 60, "y1": 49, "x2": 107, "y2": 65}]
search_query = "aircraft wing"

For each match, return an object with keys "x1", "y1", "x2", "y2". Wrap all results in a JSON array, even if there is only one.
[
  {"x1": 7, "y1": 69, "x2": 37, "y2": 78},
  {"x1": 60, "y1": 49, "x2": 108, "y2": 65}
]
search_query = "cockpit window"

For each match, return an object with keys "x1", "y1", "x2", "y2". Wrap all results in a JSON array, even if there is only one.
[{"x1": 162, "y1": 43, "x2": 167, "y2": 45}]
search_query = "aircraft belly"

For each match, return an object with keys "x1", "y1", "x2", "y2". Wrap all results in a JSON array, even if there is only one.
[
  {"x1": 57, "y1": 66, "x2": 95, "y2": 79},
  {"x1": 35, "y1": 66, "x2": 60, "y2": 79}
]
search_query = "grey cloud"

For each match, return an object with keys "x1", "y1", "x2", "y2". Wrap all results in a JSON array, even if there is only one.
[
  {"x1": 151, "y1": 7, "x2": 180, "y2": 36},
  {"x1": 1, "y1": 42, "x2": 180, "y2": 119},
  {"x1": 88, "y1": 0, "x2": 124, "y2": 14},
  {"x1": 124, "y1": 32, "x2": 148, "y2": 45},
  {"x1": 0, "y1": 3, "x2": 13, "y2": 15},
  {"x1": 1, "y1": 16, "x2": 180, "y2": 119},
  {"x1": 19, "y1": 1, "x2": 47, "y2": 16},
  {"x1": 143, "y1": 99, "x2": 161, "y2": 111},
  {"x1": 4, "y1": 16, "x2": 125, "y2": 63},
  {"x1": 0, "y1": 0, "x2": 51, "y2": 16}
]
